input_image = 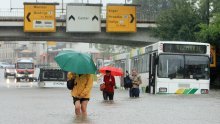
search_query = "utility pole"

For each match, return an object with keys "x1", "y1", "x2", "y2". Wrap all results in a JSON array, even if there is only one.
[
  {"x1": 206, "y1": 0, "x2": 210, "y2": 26},
  {"x1": 206, "y1": 0, "x2": 210, "y2": 42}
]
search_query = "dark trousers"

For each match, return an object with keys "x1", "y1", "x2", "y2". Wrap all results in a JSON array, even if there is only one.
[
  {"x1": 130, "y1": 88, "x2": 140, "y2": 97},
  {"x1": 103, "y1": 91, "x2": 114, "y2": 100}
]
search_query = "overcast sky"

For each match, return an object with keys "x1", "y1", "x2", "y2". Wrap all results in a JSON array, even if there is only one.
[{"x1": 0, "y1": 0, "x2": 132, "y2": 9}]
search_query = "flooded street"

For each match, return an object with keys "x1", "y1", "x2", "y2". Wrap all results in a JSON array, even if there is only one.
[
  {"x1": 0, "y1": 68, "x2": 220, "y2": 124},
  {"x1": 0, "y1": 0, "x2": 219, "y2": 123}
]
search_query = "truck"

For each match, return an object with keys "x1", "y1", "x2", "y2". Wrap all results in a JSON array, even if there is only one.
[{"x1": 15, "y1": 58, "x2": 35, "y2": 82}]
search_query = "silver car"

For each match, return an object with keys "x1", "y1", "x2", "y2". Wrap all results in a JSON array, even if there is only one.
[{"x1": 4, "y1": 66, "x2": 16, "y2": 78}]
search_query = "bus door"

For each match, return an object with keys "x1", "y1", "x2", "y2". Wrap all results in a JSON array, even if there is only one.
[{"x1": 148, "y1": 52, "x2": 157, "y2": 94}]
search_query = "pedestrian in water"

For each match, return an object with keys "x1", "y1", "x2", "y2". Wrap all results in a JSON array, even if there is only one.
[
  {"x1": 67, "y1": 72, "x2": 93, "y2": 116},
  {"x1": 124, "y1": 70, "x2": 132, "y2": 90},
  {"x1": 130, "y1": 69, "x2": 142, "y2": 98},
  {"x1": 103, "y1": 70, "x2": 115, "y2": 101}
]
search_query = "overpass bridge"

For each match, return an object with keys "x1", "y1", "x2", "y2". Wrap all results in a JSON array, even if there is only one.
[
  {"x1": 0, "y1": 17, "x2": 157, "y2": 47},
  {"x1": 0, "y1": 1, "x2": 161, "y2": 47}
]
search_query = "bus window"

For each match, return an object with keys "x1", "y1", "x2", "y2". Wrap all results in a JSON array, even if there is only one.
[
  {"x1": 185, "y1": 56, "x2": 209, "y2": 79},
  {"x1": 143, "y1": 54, "x2": 149, "y2": 72},
  {"x1": 138, "y1": 56, "x2": 143, "y2": 73},
  {"x1": 158, "y1": 55, "x2": 184, "y2": 79},
  {"x1": 131, "y1": 58, "x2": 138, "y2": 72},
  {"x1": 138, "y1": 54, "x2": 149, "y2": 73},
  {"x1": 158, "y1": 55, "x2": 209, "y2": 79}
]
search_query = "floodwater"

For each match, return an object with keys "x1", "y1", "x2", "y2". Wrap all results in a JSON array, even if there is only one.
[{"x1": 0, "y1": 69, "x2": 220, "y2": 124}]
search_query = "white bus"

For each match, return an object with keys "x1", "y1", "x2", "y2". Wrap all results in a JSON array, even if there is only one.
[
  {"x1": 114, "y1": 41, "x2": 210, "y2": 94},
  {"x1": 113, "y1": 53, "x2": 130, "y2": 88}
]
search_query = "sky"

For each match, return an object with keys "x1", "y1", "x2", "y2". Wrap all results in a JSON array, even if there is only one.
[{"x1": 0, "y1": 0, "x2": 132, "y2": 10}]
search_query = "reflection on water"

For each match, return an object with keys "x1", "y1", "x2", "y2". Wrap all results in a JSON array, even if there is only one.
[
  {"x1": 4, "y1": 78, "x2": 36, "y2": 88},
  {"x1": 73, "y1": 115, "x2": 92, "y2": 124},
  {"x1": 101, "y1": 100, "x2": 115, "y2": 104}
]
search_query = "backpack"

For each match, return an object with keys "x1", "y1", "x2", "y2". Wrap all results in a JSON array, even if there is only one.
[
  {"x1": 67, "y1": 79, "x2": 75, "y2": 90},
  {"x1": 124, "y1": 76, "x2": 132, "y2": 88}
]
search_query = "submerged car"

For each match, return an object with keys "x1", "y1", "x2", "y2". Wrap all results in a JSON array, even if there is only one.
[
  {"x1": 4, "y1": 66, "x2": 16, "y2": 78},
  {"x1": 38, "y1": 68, "x2": 67, "y2": 87}
]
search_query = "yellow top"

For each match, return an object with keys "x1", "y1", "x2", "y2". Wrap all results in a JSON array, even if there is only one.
[{"x1": 71, "y1": 74, "x2": 93, "y2": 98}]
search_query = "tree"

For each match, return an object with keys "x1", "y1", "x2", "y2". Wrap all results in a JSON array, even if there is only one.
[
  {"x1": 195, "y1": 0, "x2": 220, "y2": 44},
  {"x1": 211, "y1": 0, "x2": 220, "y2": 13},
  {"x1": 155, "y1": 0, "x2": 202, "y2": 41},
  {"x1": 196, "y1": 14, "x2": 220, "y2": 44}
]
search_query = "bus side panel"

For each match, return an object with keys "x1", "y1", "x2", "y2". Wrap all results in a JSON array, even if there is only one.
[
  {"x1": 139, "y1": 72, "x2": 149, "y2": 93},
  {"x1": 114, "y1": 76, "x2": 122, "y2": 88}
]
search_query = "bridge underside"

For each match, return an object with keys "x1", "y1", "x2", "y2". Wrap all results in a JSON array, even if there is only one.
[{"x1": 0, "y1": 26, "x2": 158, "y2": 47}]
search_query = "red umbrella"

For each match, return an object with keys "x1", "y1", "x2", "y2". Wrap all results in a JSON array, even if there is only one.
[{"x1": 99, "y1": 66, "x2": 123, "y2": 76}]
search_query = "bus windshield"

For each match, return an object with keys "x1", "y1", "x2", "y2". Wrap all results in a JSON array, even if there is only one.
[
  {"x1": 17, "y1": 63, "x2": 34, "y2": 69},
  {"x1": 158, "y1": 55, "x2": 209, "y2": 79}
]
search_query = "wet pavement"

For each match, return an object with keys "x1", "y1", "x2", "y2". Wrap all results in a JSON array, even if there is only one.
[{"x1": 0, "y1": 69, "x2": 220, "y2": 124}]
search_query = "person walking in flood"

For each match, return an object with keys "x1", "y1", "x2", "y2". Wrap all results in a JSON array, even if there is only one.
[
  {"x1": 130, "y1": 69, "x2": 142, "y2": 98},
  {"x1": 103, "y1": 70, "x2": 115, "y2": 101},
  {"x1": 67, "y1": 72, "x2": 93, "y2": 116}
]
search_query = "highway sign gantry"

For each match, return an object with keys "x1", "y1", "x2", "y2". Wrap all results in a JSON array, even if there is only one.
[
  {"x1": 24, "y1": 3, "x2": 59, "y2": 32},
  {"x1": 106, "y1": 5, "x2": 137, "y2": 33},
  {"x1": 66, "y1": 4, "x2": 102, "y2": 32}
]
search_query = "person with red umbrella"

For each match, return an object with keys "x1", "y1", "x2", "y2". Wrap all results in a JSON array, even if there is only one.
[{"x1": 103, "y1": 70, "x2": 116, "y2": 101}]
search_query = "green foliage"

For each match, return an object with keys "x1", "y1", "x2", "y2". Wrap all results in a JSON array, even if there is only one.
[
  {"x1": 133, "y1": 0, "x2": 220, "y2": 44},
  {"x1": 155, "y1": 0, "x2": 202, "y2": 41},
  {"x1": 211, "y1": 0, "x2": 220, "y2": 13},
  {"x1": 195, "y1": 0, "x2": 220, "y2": 44},
  {"x1": 196, "y1": 13, "x2": 220, "y2": 44}
]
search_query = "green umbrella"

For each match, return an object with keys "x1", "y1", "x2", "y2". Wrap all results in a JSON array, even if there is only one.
[{"x1": 54, "y1": 50, "x2": 97, "y2": 74}]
